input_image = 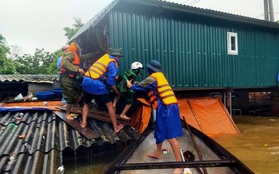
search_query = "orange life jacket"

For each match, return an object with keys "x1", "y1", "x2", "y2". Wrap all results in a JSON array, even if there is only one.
[
  {"x1": 85, "y1": 54, "x2": 118, "y2": 80},
  {"x1": 148, "y1": 90, "x2": 158, "y2": 109},
  {"x1": 59, "y1": 43, "x2": 80, "y2": 78},
  {"x1": 150, "y1": 72, "x2": 177, "y2": 105}
]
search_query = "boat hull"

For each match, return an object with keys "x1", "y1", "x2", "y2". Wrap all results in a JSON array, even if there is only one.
[{"x1": 105, "y1": 125, "x2": 254, "y2": 174}]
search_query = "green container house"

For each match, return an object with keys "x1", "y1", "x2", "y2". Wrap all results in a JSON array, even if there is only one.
[{"x1": 70, "y1": 0, "x2": 279, "y2": 113}]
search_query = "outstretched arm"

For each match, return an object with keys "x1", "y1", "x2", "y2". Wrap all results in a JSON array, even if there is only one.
[
  {"x1": 127, "y1": 76, "x2": 156, "y2": 91},
  {"x1": 80, "y1": 52, "x2": 95, "y2": 61}
]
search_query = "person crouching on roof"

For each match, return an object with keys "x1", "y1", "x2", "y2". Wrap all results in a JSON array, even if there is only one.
[
  {"x1": 81, "y1": 48, "x2": 124, "y2": 133},
  {"x1": 127, "y1": 60, "x2": 183, "y2": 174},
  {"x1": 112, "y1": 61, "x2": 144, "y2": 120},
  {"x1": 59, "y1": 41, "x2": 94, "y2": 120}
]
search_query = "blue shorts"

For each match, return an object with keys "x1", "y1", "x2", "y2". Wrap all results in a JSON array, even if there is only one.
[
  {"x1": 84, "y1": 91, "x2": 111, "y2": 105},
  {"x1": 82, "y1": 76, "x2": 108, "y2": 95}
]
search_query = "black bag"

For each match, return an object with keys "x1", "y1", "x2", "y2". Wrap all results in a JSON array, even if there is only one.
[{"x1": 75, "y1": 75, "x2": 84, "y2": 83}]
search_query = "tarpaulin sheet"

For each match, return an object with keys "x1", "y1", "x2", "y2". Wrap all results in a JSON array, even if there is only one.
[
  {"x1": 0, "y1": 101, "x2": 63, "y2": 111},
  {"x1": 130, "y1": 98, "x2": 152, "y2": 134},
  {"x1": 178, "y1": 97, "x2": 240, "y2": 137}
]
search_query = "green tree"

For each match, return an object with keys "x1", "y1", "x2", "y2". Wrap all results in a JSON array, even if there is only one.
[
  {"x1": 15, "y1": 48, "x2": 56, "y2": 74},
  {"x1": 0, "y1": 34, "x2": 16, "y2": 74},
  {"x1": 0, "y1": 34, "x2": 10, "y2": 54},
  {"x1": 9, "y1": 45, "x2": 23, "y2": 59},
  {"x1": 48, "y1": 17, "x2": 85, "y2": 74},
  {"x1": 64, "y1": 17, "x2": 84, "y2": 40},
  {"x1": 1, "y1": 18, "x2": 84, "y2": 75}
]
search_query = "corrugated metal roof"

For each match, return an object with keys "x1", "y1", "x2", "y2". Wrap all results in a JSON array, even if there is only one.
[
  {"x1": 70, "y1": 0, "x2": 279, "y2": 42},
  {"x1": 0, "y1": 75, "x2": 59, "y2": 83},
  {"x1": 0, "y1": 108, "x2": 139, "y2": 173},
  {"x1": 1, "y1": 149, "x2": 59, "y2": 174},
  {"x1": 130, "y1": 0, "x2": 279, "y2": 28}
]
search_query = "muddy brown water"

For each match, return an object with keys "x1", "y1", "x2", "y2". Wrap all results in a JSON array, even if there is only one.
[
  {"x1": 64, "y1": 115, "x2": 279, "y2": 174},
  {"x1": 214, "y1": 115, "x2": 279, "y2": 174}
]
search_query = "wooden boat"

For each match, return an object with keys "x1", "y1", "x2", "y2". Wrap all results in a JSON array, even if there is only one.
[{"x1": 105, "y1": 119, "x2": 254, "y2": 174}]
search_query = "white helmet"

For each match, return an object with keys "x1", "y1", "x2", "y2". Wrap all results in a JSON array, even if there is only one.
[{"x1": 131, "y1": 62, "x2": 143, "y2": 70}]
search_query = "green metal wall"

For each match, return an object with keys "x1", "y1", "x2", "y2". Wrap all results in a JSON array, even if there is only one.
[{"x1": 109, "y1": 10, "x2": 279, "y2": 90}]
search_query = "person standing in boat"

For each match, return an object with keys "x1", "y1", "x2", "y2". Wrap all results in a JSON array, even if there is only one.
[
  {"x1": 81, "y1": 48, "x2": 124, "y2": 133},
  {"x1": 59, "y1": 41, "x2": 94, "y2": 120},
  {"x1": 127, "y1": 60, "x2": 183, "y2": 174}
]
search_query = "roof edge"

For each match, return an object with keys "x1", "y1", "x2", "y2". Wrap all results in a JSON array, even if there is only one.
[{"x1": 69, "y1": 0, "x2": 119, "y2": 42}]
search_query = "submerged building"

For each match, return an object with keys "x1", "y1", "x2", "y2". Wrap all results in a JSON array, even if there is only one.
[{"x1": 1, "y1": 0, "x2": 279, "y2": 173}]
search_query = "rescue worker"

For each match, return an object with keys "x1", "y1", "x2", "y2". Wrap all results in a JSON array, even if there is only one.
[
  {"x1": 59, "y1": 41, "x2": 93, "y2": 120},
  {"x1": 57, "y1": 44, "x2": 69, "y2": 105},
  {"x1": 127, "y1": 60, "x2": 183, "y2": 174},
  {"x1": 112, "y1": 61, "x2": 144, "y2": 120},
  {"x1": 81, "y1": 48, "x2": 124, "y2": 133}
]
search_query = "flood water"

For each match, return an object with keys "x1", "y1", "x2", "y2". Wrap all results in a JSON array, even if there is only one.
[
  {"x1": 64, "y1": 115, "x2": 279, "y2": 174},
  {"x1": 214, "y1": 115, "x2": 279, "y2": 174}
]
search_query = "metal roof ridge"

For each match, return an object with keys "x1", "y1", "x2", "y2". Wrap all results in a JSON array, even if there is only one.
[
  {"x1": 69, "y1": 0, "x2": 120, "y2": 42},
  {"x1": 69, "y1": 0, "x2": 279, "y2": 42},
  {"x1": 121, "y1": 0, "x2": 279, "y2": 29}
]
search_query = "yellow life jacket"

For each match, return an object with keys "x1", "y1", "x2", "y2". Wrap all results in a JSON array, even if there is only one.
[
  {"x1": 85, "y1": 54, "x2": 118, "y2": 80},
  {"x1": 150, "y1": 72, "x2": 177, "y2": 105}
]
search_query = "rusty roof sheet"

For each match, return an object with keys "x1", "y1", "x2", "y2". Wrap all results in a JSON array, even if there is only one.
[{"x1": 0, "y1": 75, "x2": 59, "y2": 83}]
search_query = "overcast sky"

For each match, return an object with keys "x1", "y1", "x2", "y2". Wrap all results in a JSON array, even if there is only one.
[{"x1": 0, "y1": 0, "x2": 278, "y2": 55}]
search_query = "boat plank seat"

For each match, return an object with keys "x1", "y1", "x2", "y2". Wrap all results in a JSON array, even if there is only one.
[{"x1": 115, "y1": 160, "x2": 237, "y2": 170}]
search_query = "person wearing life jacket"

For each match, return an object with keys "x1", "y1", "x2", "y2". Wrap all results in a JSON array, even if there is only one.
[
  {"x1": 60, "y1": 41, "x2": 93, "y2": 120},
  {"x1": 57, "y1": 44, "x2": 69, "y2": 105},
  {"x1": 127, "y1": 60, "x2": 183, "y2": 174},
  {"x1": 81, "y1": 48, "x2": 124, "y2": 133}
]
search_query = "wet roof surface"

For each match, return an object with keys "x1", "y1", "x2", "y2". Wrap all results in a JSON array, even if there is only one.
[
  {"x1": 0, "y1": 75, "x2": 59, "y2": 83},
  {"x1": 0, "y1": 102, "x2": 139, "y2": 173}
]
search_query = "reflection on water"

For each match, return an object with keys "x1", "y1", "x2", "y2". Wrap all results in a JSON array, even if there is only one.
[
  {"x1": 65, "y1": 115, "x2": 279, "y2": 174},
  {"x1": 64, "y1": 151, "x2": 119, "y2": 174},
  {"x1": 214, "y1": 115, "x2": 279, "y2": 174}
]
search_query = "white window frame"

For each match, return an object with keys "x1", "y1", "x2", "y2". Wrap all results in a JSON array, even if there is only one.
[{"x1": 227, "y1": 32, "x2": 238, "y2": 55}]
